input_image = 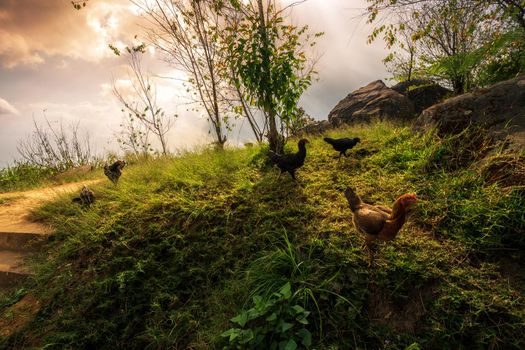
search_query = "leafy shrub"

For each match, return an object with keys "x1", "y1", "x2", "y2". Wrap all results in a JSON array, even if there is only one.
[{"x1": 222, "y1": 282, "x2": 312, "y2": 350}]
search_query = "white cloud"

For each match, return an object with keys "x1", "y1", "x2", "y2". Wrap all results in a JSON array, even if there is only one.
[
  {"x1": 100, "y1": 79, "x2": 133, "y2": 99},
  {"x1": 0, "y1": 97, "x2": 19, "y2": 115}
]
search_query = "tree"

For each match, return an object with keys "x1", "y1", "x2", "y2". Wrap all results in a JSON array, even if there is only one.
[
  {"x1": 416, "y1": 0, "x2": 498, "y2": 93},
  {"x1": 112, "y1": 45, "x2": 175, "y2": 156},
  {"x1": 367, "y1": 0, "x2": 500, "y2": 93},
  {"x1": 493, "y1": 0, "x2": 525, "y2": 30},
  {"x1": 114, "y1": 109, "x2": 152, "y2": 158},
  {"x1": 382, "y1": 29, "x2": 421, "y2": 83},
  {"x1": 220, "y1": 0, "x2": 322, "y2": 152},
  {"x1": 227, "y1": 83, "x2": 267, "y2": 143},
  {"x1": 366, "y1": 0, "x2": 524, "y2": 92},
  {"x1": 287, "y1": 107, "x2": 316, "y2": 136},
  {"x1": 132, "y1": 0, "x2": 230, "y2": 148}
]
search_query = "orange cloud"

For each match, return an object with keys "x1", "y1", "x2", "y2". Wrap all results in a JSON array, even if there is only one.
[{"x1": 0, "y1": 0, "x2": 139, "y2": 68}]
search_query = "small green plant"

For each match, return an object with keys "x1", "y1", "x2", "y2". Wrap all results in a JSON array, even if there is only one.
[{"x1": 221, "y1": 282, "x2": 312, "y2": 350}]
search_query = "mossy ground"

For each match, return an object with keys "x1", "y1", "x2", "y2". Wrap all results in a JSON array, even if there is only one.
[{"x1": 0, "y1": 122, "x2": 524, "y2": 349}]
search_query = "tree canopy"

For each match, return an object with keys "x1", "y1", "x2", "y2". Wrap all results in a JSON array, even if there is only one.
[{"x1": 367, "y1": 0, "x2": 525, "y2": 93}]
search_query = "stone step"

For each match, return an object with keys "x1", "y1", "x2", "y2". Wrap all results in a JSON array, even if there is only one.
[
  {"x1": 0, "y1": 231, "x2": 49, "y2": 252},
  {"x1": 0, "y1": 250, "x2": 32, "y2": 289}
]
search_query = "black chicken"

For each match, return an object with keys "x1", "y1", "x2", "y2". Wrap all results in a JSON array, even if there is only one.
[
  {"x1": 323, "y1": 137, "x2": 361, "y2": 160},
  {"x1": 268, "y1": 139, "x2": 309, "y2": 181},
  {"x1": 104, "y1": 160, "x2": 126, "y2": 184},
  {"x1": 72, "y1": 185, "x2": 95, "y2": 206}
]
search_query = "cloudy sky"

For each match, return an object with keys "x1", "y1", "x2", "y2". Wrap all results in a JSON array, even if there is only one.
[{"x1": 0, "y1": 0, "x2": 389, "y2": 167}]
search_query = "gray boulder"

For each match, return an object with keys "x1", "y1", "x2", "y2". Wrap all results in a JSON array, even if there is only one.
[
  {"x1": 407, "y1": 84, "x2": 451, "y2": 114},
  {"x1": 391, "y1": 79, "x2": 434, "y2": 94},
  {"x1": 390, "y1": 79, "x2": 451, "y2": 113},
  {"x1": 414, "y1": 75, "x2": 525, "y2": 150},
  {"x1": 328, "y1": 80, "x2": 415, "y2": 125}
]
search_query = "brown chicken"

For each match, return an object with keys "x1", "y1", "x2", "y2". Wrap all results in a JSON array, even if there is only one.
[{"x1": 344, "y1": 187, "x2": 417, "y2": 244}]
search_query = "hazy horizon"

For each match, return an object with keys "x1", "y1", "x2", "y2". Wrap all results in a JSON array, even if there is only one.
[{"x1": 0, "y1": 0, "x2": 390, "y2": 168}]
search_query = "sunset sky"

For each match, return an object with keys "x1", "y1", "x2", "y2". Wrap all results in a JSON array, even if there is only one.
[{"x1": 0, "y1": 0, "x2": 389, "y2": 167}]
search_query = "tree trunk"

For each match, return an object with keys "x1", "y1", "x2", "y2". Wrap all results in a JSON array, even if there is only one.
[
  {"x1": 158, "y1": 132, "x2": 168, "y2": 156},
  {"x1": 407, "y1": 48, "x2": 415, "y2": 82},
  {"x1": 236, "y1": 85, "x2": 263, "y2": 143},
  {"x1": 452, "y1": 76, "x2": 465, "y2": 95},
  {"x1": 257, "y1": 0, "x2": 282, "y2": 153},
  {"x1": 268, "y1": 111, "x2": 282, "y2": 153},
  {"x1": 214, "y1": 120, "x2": 226, "y2": 149}
]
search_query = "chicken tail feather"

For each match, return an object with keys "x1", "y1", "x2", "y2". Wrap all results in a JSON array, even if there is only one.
[
  {"x1": 267, "y1": 150, "x2": 282, "y2": 164},
  {"x1": 323, "y1": 137, "x2": 335, "y2": 145}
]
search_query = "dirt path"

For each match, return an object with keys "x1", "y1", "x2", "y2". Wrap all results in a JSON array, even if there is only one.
[{"x1": 0, "y1": 180, "x2": 102, "y2": 234}]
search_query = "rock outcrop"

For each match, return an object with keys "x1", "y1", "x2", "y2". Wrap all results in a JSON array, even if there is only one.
[
  {"x1": 391, "y1": 79, "x2": 433, "y2": 94},
  {"x1": 328, "y1": 80, "x2": 415, "y2": 125},
  {"x1": 391, "y1": 79, "x2": 451, "y2": 114},
  {"x1": 414, "y1": 75, "x2": 525, "y2": 149},
  {"x1": 406, "y1": 84, "x2": 451, "y2": 114}
]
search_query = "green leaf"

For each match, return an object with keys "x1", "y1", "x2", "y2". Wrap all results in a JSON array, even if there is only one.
[
  {"x1": 405, "y1": 343, "x2": 421, "y2": 350},
  {"x1": 239, "y1": 329, "x2": 255, "y2": 344},
  {"x1": 281, "y1": 321, "x2": 294, "y2": 333},
  {"x1": 296, "y1": 316, "x2": 309, "y2": 325},
  {"x1": 291, "y1": 305, "x2": 305, "y2": 314},
  {"x1": 279, "y1": 282, "x2": 292, "y2": 298},
  {"x1": 280, "y1": 339, "x2": 297, "y2": 350},
  {"x1": 220, "y1": 328, "x2": 241, "y2": 341},
  {"x1": 246, "y1": 307, "x2": 262, "y2": 321},
  {"x1": 297, "y1": 329, "x2": 312, "y2": 347},
  {"x1": 266, "y1": 312, "x2": 277, "y2": 322},
  {"x1": 231, "y1": 312, "x2": 248, "y2": 327}
]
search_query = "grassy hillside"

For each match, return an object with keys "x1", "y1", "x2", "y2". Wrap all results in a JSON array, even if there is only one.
[{"x1": 1, "y1": 122, "x2": 524, "y2": 349}]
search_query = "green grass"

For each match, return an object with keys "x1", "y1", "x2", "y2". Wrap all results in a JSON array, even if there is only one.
[
  {"x1": 1, "y1": 122, "x2": 524, "y2": 349},
  {"x1": 0, "y1": 164, "x2": 55, "y2": 193},
  {"x1": 0, "y1": 163, "x2": 102, "y2": 193}
]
